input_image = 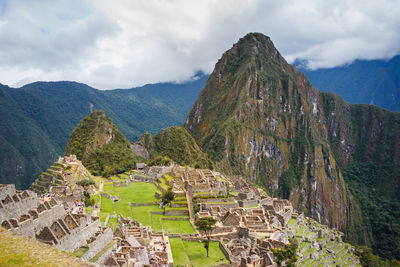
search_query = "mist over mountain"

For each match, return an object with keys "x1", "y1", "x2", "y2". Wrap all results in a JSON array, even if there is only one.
[{"x1": 299, "y1": 56, "x2": 400, "y2": 111}]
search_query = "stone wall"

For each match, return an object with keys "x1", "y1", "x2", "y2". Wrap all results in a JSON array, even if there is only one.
[
  {"x1": 95, "y1": 242, "x2": 118, "y2": 266},
  {"x1": 164, "y1": 209, "x2": 189, "y2": 216},
  {"x1": 82, "y1": 227, "x2": 113, "y2": 261},
  {"x1": 0, "y1": 187, "x2": 38, "y2": 219},
  {"x1": 11, "y1": 204, "x2": 66, "y2": 237},
  {"x1": 0, "y1": 184, "x2": 17, "y2": 199},
  {"x1": 133, "y1": 175, "x2": 154, "y2": 183},
  {"x1": 238, "y1": 199, "x2": 258, "y2": 208},
  {"x1": 219, "y1": 242, "x2": 234, "y2": 264},
  {"x1": 130, "y1": 202, "x2": 159, "y2": 206},
  {"x1": 196, "y1": 198, "x2": 235, "y2": 203},
  {"x1": 161, "y1": 217, "x2": 187, "y2": 221},
  {"x1": 202, "y1": 202, "x2": 239, "y2": 210},
  {"x1": 80, "y1": 219, "x2": 101, "y2": 241}
]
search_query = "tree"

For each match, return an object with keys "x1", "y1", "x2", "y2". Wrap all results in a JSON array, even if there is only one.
[
  {"x1": 161, "y1": 187, "x2": 174, "y2": 205},
  {"x1": 76, "y1": 179, "x2": 95, "y2": 188},
  {"x1": 195, "y1": 217, "x2": 217, "y2": 257},
  {"x1": 271, "y1": 237, "x2": 298, "y2": 267}
]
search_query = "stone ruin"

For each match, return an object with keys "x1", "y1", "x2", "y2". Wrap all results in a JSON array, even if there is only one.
[
  {"x1": 0, "y1": 184, "x2": 113, "y2": 263},
  {"x1": 107, "y1": 215, "x2": 174, "y2": 267}
]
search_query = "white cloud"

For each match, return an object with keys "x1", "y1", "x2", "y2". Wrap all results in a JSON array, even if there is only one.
[{"x1": 0, "y1": 0, "x2": 399, "y2": 89}]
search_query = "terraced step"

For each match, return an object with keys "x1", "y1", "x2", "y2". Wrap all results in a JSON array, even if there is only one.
[
  {"x1": 36, "y1": 180, "x2": 50, "y2": 187},
  {"x1": 53, "y1": 162, "x2": 65, "y2": 167},
  {"x1": 39, "y1": 176, "x2": 53, "y2": 183}
]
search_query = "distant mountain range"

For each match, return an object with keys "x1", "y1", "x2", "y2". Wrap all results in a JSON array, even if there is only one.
[
  {"x1": 0, "y1": 74, "x2": 207, "y2": 188},
  {"x1": 299, "y1": 55, "x2": 400, "y2": 111}
]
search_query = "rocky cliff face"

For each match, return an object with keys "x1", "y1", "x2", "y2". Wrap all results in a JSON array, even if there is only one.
[
  {"x1": 322, "y1": 93, "x2": 400, "y2": 257},
  {"x1": 65, "y1": 110, "x2": 128, "y2": 161},
  {"x1": 185, "y1": 33, "x2": 400, "y2": 259},
  {"x1": 185, "y1": 33, "x2": 350, "y2": 231}
]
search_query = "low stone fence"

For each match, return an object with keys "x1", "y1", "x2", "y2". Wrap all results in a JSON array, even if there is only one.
[
  {"x1": 238, "y1": 199, "x2": 258, "y2": 208},
  {"x1": 150, "y1": 211, "x2": 164, "y2": 215},
  {"x1": 161, "y1": 217, "x2": 187, "y2": 221},
  {"x1": 171, "y1": 202, "x2": 187, "y2": 208},
  {"x1": 112, "y1": 181, "x2": 128, "y2": 187},
  {"x1": 130, "y1": 202, "x2": 159, "y2": 206},
  {"x1": 196, "y1": 198, "x2": 235, "y2": 203},
  {"x1": 174, "y1": 191, "x2": 186, "y2": 198},
  {"x1": 166, "y1": 233, "x2": 198, "y2": 238},
  {"x1": 212, "y1": 226, "x2": 234, "y2": 234},
  {"x1": 133, "y1": 175, "x2": 155, "y2": 183},
  {"x1": 219, "y1": 242, "x2": 233, "y2": 263},
  {"x1": 100, "y1": 193, "x2": 118, "y2": 202},
  {"x1": 202, "y1": 202, "x2": 239, "y2": 209},
  {"x1": 165, "y1": 209, "x2": 189, "y2": 216}
]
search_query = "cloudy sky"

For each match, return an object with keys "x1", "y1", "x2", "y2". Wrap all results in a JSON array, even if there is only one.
[{"x1": 0, "y1": 0, "x2": 399, "y2": 89}]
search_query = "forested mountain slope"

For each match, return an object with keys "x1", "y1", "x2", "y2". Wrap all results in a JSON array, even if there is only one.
[{"x1": 0, "y1": 75, "x2": 206, "y2": 188}]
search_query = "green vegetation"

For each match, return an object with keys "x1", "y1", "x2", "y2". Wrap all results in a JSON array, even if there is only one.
[
  {"x1": 0, "y1": 228, "x2": 89, "y2": 266},
  {"x1": 64, "y1": 110, "x2": 144, "y2": 178},
  {"x1": 97, "y1": 181, "x2": 195, "y2": 234},
  {"x1": 83, "y1": 191, "x2": 95, "y2": 207},
  {"x1": 138, "y1": 126, "x2": 212, "y2": 169},
  {"x1": 194, "y1": 217, "x2": 217, "y2": 257},
  {"x1": 89, "y1": 240, "x2": 116, "y2": 263},
  {"x1": 65, "y1": 110, "x2": 128, "y2": 160},
  {"x1": 355, "y1": 246, "x2": 400, "y2": 267},
  {"x1": 304, "y1": 55, "x2": 400, "y2": 111},
  {"x1": 85, "y1": 142, "x2": 142, "y2": 177},
  {"x1": 97, "y1": 182, "x2": 160, "y2": 225},
  {"x1": 161, "y1": 187, "x2": 175, "y2": 204},
  {"x1": 170, "y1": 238, "x2": 229, "y2": 266},
  {"x1": 272, "y1": 237, "x2": 298, "y2": 267},
  {"x1": 150, "y1": 214, "x2": 195, "y2": 234},
  {"x1": 76, "y1": 179, "x2": 95, "y2": 187},
  {"x1": 73, "y1": 246, "x2": 89, "y2": 258},
  {"x1": 184, "y1": 32, "x2": 400, "y2": 261},
  {"x1": 147, "y1": 155, "x2": 172, "y2": 166}
]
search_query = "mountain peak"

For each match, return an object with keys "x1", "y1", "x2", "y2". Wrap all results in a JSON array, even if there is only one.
[
  {"x1": 226, "y1": 32, "x2": 283, "y2": 62},
  {"x1": 185, "y1": 33, "x2": 349, "y2": 232},
  {"x1": 65, "y1": 110, "x2": 128, "y2": 161}
]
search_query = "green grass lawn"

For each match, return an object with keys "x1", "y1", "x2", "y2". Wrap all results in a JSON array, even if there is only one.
[
  {"x1": 104, "y1": 182, "x2": 159, "y2": 203},
  {"x1": 161, "y1": 220, "x2": 195, "y2": 234},
  {"x1": 170, "y1": 238, "x2": 229, "y2": 267},
  {"x1": 158, "y1": 177, "x2": 169, "y2": 190},
  {"x1": 96, "y1": 181, "x2": 195, "y2": 234},
  {"x1": 164, "y1": 174, "x2": 174, "y2": 182},
  {"x1": 288, "y1": 218, "x2": 296, "y2": 227},
  {"x1": 150, "y1": 214, "x2": 195, "y2": 234},
  {"x1": 131, "y1": 205, "x2": 163, "y2": 225},
  {"x1": 85, "y1": 207, "x2": 93, "y2": 214},
  {"x1": 165, "y1": 206, "x2": 188, "y2": 210},
  {"x1": 98, "y1": 182, "x2": 160, "y2": 225}
]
